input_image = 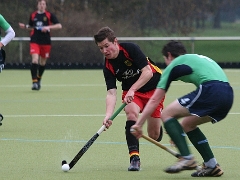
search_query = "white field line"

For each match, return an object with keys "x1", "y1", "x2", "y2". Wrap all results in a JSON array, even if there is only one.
[
  {"x1": 0, "y1": 82, "x2": 239, "y2": 88},
  {"x1": 0, "y1": 84, "x2": 105, "y2": 88},
  {"x1": 4, "y1": 114, "x2": 126, "y2": 118},
  {"x1": 3, "y1": 112, "x2": 240, "y2": 118}
]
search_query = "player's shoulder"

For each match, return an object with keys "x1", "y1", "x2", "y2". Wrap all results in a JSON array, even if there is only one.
[
  {"x1": 0, "y1": 14, "x2": 4, "y2": 21},
  {"x1": 31, "y1": 11, "x2": 38, "y2": 15},
  {"x1": 44, "y1": 10, "x2": 53, "y2": 16},
  {"x1": 175, "y1": 54, "x2": 195, "y2": 61},
  {"x1": 119, "y1": 42, "x2": 140, "y2": 50}
]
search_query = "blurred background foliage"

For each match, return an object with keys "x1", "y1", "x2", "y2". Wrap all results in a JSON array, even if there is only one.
[{"x1": 1, "y1": 0, "x2": 240, "y2": 64}]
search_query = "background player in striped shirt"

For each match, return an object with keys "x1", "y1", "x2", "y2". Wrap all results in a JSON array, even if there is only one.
[{"x1": 19, "y1": 0, "x2": 62, "y2": 90}]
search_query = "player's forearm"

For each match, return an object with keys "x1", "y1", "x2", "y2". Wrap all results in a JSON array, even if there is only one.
[
  {"x1": 1, "y1": 27, "x2": 15, "y2": 46},
  {"x1": 105, "y1": 89, "x2": 117, "y2": 118},
  {"x1": 48, "y1": 23, "x2": 62, "y2": 30}
]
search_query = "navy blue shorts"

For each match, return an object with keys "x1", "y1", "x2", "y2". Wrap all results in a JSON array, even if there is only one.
[{"x1": 178, "y1": 81, "x2": 234, "y2": 123}]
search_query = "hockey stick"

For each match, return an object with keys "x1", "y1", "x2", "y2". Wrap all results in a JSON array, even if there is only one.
[
  {"x1": 62, "y1": 103, "x2": 126, "y2": 170},
  {"x1": 141, "y1": 134, "x2": 181, "y2": 158}
]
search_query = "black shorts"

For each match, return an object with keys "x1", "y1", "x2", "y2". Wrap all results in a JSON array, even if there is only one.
[{"x1": 178, "y1": 81, "x2": 234, "y2": 123}]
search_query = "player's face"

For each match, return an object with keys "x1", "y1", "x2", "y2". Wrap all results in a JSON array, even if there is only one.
[
  {"x1": 163, "y1": 53, "x2": 175, "y2": 65},
  {"x1": 37, "y1": 0, "x2": 47, "y2": 12},
  {"x1": 163, "y1": 56, "x2": 171, "y2": 65},
  {"x1": 97, "y1": 38, "x2": 119, "y2": 59}
]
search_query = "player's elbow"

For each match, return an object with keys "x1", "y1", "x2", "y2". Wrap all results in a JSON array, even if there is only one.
[
  {"x1": 58, "y1": 24, "x2": 62, "y2": 29},
  {"x1": 12, "y1": 30, "x2": 16, "y2": 39},
  {"x1": 146, "y1": 69, "x2": 153, "y2": 80},
  {"x1": 54, "y1": 23, "x2": 62, "y2": 30},
  {"x1": 142, "y1": 65, "x2": 153, "y2": 80}
]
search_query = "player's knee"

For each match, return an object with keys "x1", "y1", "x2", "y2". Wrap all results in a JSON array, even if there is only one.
[
  {"x1": 147, "y1": 130, "x2": 159, "y2": 140},
  {"x1": 125, "y1": 111, "x2": 138, "y2": 120}
]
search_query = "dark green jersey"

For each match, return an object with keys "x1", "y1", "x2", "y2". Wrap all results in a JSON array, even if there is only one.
[
  {"x1": 157, "y1": 54, "x2": 228, "y2": 91},
  {"x1": 0, "y1": 14, "x2": 11, "y2": 40}
]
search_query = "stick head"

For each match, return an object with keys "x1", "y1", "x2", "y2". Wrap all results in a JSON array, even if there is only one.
[{"x1": 62, "y1": 160, "x2": 67, "y2": 165}]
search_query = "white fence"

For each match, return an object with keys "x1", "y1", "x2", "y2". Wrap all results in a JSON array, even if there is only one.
[{"x1": 12, "y1": 36, "x2": 240, "y2": 63}]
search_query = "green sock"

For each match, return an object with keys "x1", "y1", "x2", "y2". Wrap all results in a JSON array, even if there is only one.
[
  {"x1": 187, "y1": 127, "x2": 214, "y2": 162},
  {"x1": 164, "y1": 118, "x2": 191, "y2": 156}
]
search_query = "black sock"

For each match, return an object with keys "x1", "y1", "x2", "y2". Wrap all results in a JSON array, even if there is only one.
[
  {"x1": 31, "y1": 63, "x2": 38, "y2": 82},
  {"x1": 38, "y1": 65, "x2": 45, "y2": 80},
  {"x1": 125, "y1": 120, "x2": 139, "y2": 161}
]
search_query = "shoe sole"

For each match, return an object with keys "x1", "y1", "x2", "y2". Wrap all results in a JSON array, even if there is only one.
[
  {"x1": 191, "y1": 168, "x2": 224, "y2": 177},
  {"x1": 128, "y1": 168, "x2": 140, "y2": 171},
  {"x1": 32, "y1": 87, "x2": 40, "y2": 90}
]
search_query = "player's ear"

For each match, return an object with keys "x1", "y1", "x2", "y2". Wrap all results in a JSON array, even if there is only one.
[
  {"x1": 114, "y1": 38, "x2": 118, "y2": 44},
  {"x1": 168, "y1": 52, "x2": 174, "y2": 60}
]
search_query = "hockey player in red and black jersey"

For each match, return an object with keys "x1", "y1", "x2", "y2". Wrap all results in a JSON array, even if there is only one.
[
  {"x1": 19, "y1": 0, "x2": 62, "y2": 90},
  {"x1": 94, "y1": 27, "x2": 165, "y2": 171}
]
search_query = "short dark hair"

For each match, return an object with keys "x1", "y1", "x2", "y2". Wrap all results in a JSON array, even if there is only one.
[
  {"x1": 94, "y1": 27, "x2": 116, "y2": 44},
  {"x1": 162, "y1": 40, "x2": 187, "y2": 58},
  {"x1": 37, "y1": 0, "x2": 47, "y2": 5}
]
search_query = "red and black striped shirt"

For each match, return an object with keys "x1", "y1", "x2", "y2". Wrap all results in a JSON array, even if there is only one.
[
  {"x1": 103, "y1": 42, "x2": 162, "y2": 93},
  {"x1": 28, "y1": 11, "x2": 60, "y2": 45}
]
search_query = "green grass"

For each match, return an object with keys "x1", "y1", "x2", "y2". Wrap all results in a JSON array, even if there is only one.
[{"x1": 0, "y1": 70, "x2": 239, "y2": 180}]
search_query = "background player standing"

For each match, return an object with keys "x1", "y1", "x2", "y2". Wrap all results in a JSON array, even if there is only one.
[
  {"x1": 94, "y1": 27, "x2": 164, "y2": 171},
  {"x1": 131, "y1": 40, "x2": 233, "y2": 177},
  {"x1": 19, "y1": 0, "x2": 62, "y2": 90},
  {"x1": 0, "y1": 14, "x2": 16, "y2": 125}
]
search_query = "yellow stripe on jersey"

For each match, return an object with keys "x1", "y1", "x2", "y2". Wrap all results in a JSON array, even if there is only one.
[{"x1": 147, "y1": 57, "x2": 162, "y2": 74}]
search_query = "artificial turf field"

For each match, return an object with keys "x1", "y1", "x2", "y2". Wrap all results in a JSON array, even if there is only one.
[{"x1": 0, "y1": 70, "x2": 239, "y2": 180}]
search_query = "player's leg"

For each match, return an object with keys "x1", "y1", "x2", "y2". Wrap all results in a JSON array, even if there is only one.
[
  {"x1": 124, "y1": 102, "x2": 141, "y2": 171},
  {"x1": 146, "y1": 116, "x2": 163, "y2": 141},
  {"x1": 0, "y1": 49, "x2": 5, "y2": 72},
  {"x1": 31, "y1": 54, "x2": 40, "y2": 90},
  {"x1": 182, "y1": 116, "x2": 223, "y2": 177},
  {"x1": 186, "y1": 82, "x2": 233, "y2": 177},
  {"x1": 161, "y1": 100, "x2": 197, "y2": 173},
  {"x1": 30, "y1": 43, "x2": 40, "y2": 90},
  {"x1": 182, "y1": 116, "x2": 217, "y2": 165},
  {"x1": 38, "y1": 45, "x2": 51, "y2": 90},
  {"x1": 38, "y1": 56, "x2": 47, "y2": 89},
  {"x1": 145, "y1": 89, "x2": 164, "y2": 142}
]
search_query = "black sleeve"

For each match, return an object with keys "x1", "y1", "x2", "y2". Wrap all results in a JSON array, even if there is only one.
[
  {"x1": 121, "y1": 43, "x2": 148, "y2": 70},
  {"x1": 28, "y1": 14, "x2": 33, "y2": 27},
  {"x1": 165, "y1": 65, "x2": 193, "y2": 91},
  {"x1": 50, "y1": 13, "x2": 60, "y2": 24},
  {"x1": 103, "y1": 67, "x2": 117, "y2": 91}
]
